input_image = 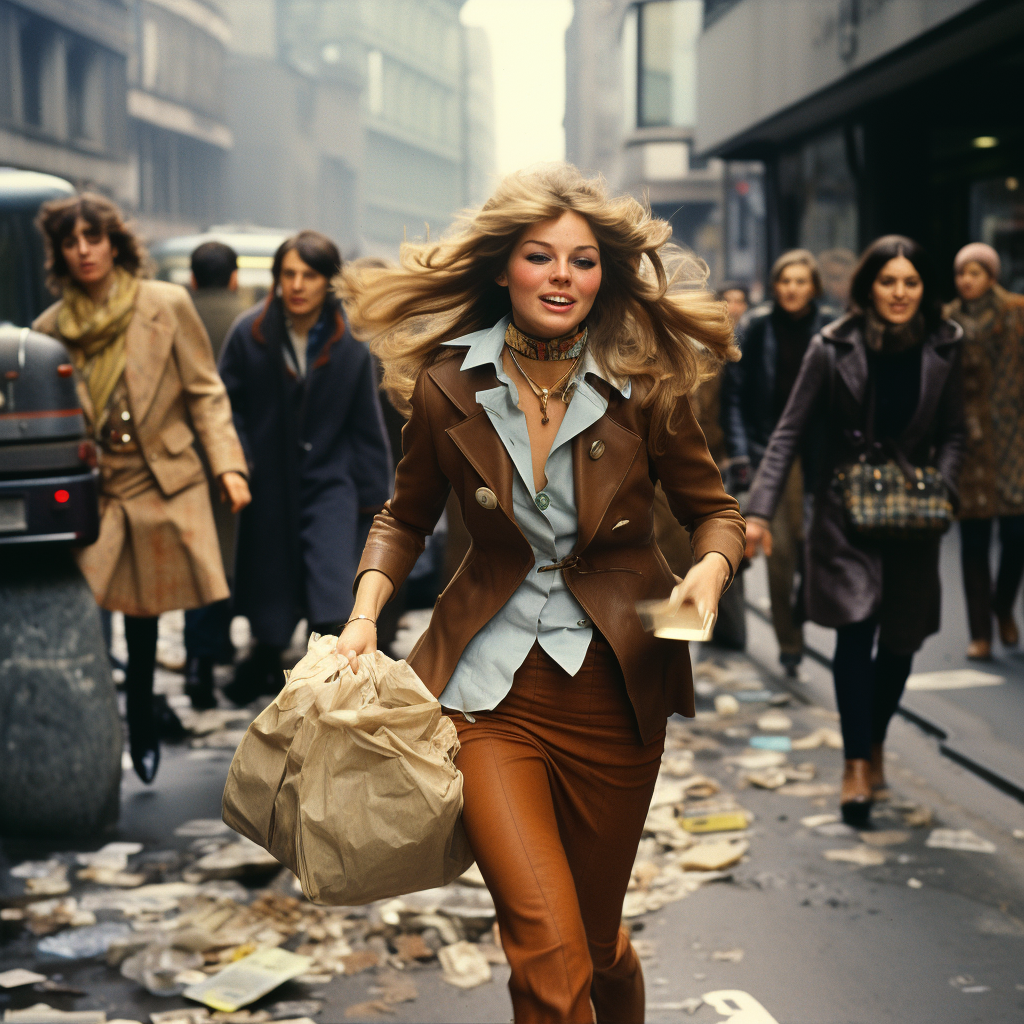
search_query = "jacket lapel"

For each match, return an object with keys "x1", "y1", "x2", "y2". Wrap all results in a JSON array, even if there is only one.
[
  {"x1": 123, "y1": 284, "x2": 174, "y2": 424},
  {"x1": 834, "y1": 336, "x2": 868, "y2": 408},
  {"x1": 573, "y1": 396, "x2": 643, "y2": 553},
  {"x1": 899, "y1": 335, "x2": 955, "y2": 453}
]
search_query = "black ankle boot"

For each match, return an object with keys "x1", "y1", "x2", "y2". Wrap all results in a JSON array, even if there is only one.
[
  {"x1": 224, "y1": 644, "x2": 283, "y2": 707},
  {"x1": 152, "y1": 693, "x2": 187, "y2": 740},
  {"x1": 126, "y1": 701, "x2": 160, "y2": 784},
  {"x1": 185, "y1": 656, "x2": 218, "y2": 710}
]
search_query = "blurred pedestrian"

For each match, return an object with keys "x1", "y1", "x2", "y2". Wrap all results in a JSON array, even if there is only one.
[
  {"x1": 218, "y1": 231, "x2": 392, "y2": 705},
  {"x1": 947, "y1": 242, "x2": 1024, "y2": 659},
  {"x1": 34, "y1": 194, "x2": 250, "y2": 783},
  {"x1": 745, "y1": 236, "x2": 965, "y2": 825},
  {"x1": 818, "y1": 247, "x2": 858, "y2": 310},
  {"x1": 182, "y1": 241, "x2": 250, "y2": 708},
  {"x1": 721, "y1": 251, "x2": 835, "y2": 675},
  {"x1": 719, "y1": 280, "x2": 750, "y2": 324},
  {"x1": 654, "y1": 280, "x2": 751, "y2": 650},
  {"x1": 337, "y1": 165, "x2": 745, "y2": 1023}
]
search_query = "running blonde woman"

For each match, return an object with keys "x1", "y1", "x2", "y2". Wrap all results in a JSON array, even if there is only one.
[{"x1": 337, "y1": 165, "x2": 745, "y2": 1024}]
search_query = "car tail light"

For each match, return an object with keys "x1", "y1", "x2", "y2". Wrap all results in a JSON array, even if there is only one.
[
  {"x1": 57, "y1": 364, "x2": 74, "y2": 378},
  {"x1": 54, "y1": 489, "x2": 70, "y2": 504},
  {"x1": 78, "y1": 441, "x2": 97, "y2": 468}
]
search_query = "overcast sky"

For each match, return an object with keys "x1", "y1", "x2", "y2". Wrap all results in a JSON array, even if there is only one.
[{"x1": 460, "y1": 0, "x2": 575, "y2": 180}]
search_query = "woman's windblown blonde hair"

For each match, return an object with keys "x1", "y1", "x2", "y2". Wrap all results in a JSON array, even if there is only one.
[{"x1": 340, "y1": 163, "x2": 737, "y2": 450}]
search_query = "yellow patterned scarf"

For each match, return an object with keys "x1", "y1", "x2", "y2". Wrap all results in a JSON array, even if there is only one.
[{"x1": 57, "y1": 267, "x2": 139, "y2": 419}]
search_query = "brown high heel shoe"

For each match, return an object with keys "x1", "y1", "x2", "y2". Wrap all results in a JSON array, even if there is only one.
[
  {"x1": 966, "y1": 639, "x2": 992, "y2": 660},
  {"x1": 869, "y1": 743, "x2": 889, "y2": 799},
  {"x1": 841, "y1": 759, "x2": 873, "y2": 827}
]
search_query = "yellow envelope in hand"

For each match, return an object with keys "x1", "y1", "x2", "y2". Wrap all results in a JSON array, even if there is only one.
[{"x1": 636, "y1": 598, "x2": 715, "y2": 641}]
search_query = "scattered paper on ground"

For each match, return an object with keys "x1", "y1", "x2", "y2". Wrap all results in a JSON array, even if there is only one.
[
  {"x1": 925, "y1": 829, "x2": 996, "y2": 853},
  {"x1": 183, "y1": 948, "x2": 313, "y2": 1012},
  {"x1": 823, "y1": 847, "x2": 887, "y2": 866},
  {"x1": 437, "y1": 941, "x2": 492, "y2": 989},
  {"x1": 0, "y1": 970, "x2": 47, "y2": 989}
]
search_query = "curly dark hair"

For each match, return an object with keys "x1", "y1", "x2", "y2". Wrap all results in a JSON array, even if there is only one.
[
  {"x1": 850, "y1": 235, "x2": 942, "y2": 329},
  {"x1": 36, "y1": 192, "x2": 148, "y2": 293}
]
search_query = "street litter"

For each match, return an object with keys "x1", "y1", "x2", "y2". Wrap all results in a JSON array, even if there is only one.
[
  {"x1": 823, "y1": 847, "x2": 887, "y2": 866},
  {"x1": 755, "y1": 711, "x2": 792, "y2": 732},
  {"x1": 682, "y1": 811, "x2": 750, "y2": 833},
  {"x1": 2, "y1": 1007, "x2": 107, "y2": 1023},
  {"x1": 902, "y1": 806, "x2": 933, "y2": 828},
  {"x1": 121, "y1": 945, "x2": 205, "y2": 997},
  {"x1": 37, "y1": 922, "x2": 131, "y2": 958},
  {"x1": 679, "y1": 840, "x2": 749, "y2": 871},
  {"x1": 925, "y1": 829, "x2": 996, "y2": 853},
  {"x1": 0, "y1": 970, "x2": 47, "y2": 988},
  {"x1": 801, "y1": 814, "x2": 839, "y2": 828},
  {"x1": 728, "y1": 750, "x2": 787, "y2": 770},
  {"x1": 1012, "y1": 829, "x2": 1024, "y2": 840},
  {"x1": 749, "y1": 736, "x2": 791, "y2": 752},
  {"x1": 859, "y1": 830, "x2": 909, "y2": 847},
  {"x1": 745, "y1": 768, "x2": 787, "y2": 790},
  {"x1": 714, "y1": 694, "x2": 740, "y2": 716},
  {"x1": 790, "y1": 728, "x2": 843, "y2": 750},
  {"x1": 734, "y1": 690, "x2": 775, "y2": 703},
  {"x1": 711, "y1": 948, "x2": 744, "y2": 963},
  {"x1": 11, "y1": 861, "x2": 70, "y2": 896},
  {"x1": 907, "y1": 878, "x2": 923, "y2": 888},
  {"x1": 182, "y1": 840, "x2": 280, "y2": 883},
  {"x1": 437, "y1": 941, "x2": 492, "y2": 989},
  {"x1": 777, "y1": 783, "x2": 837, "y2": 798},
  {"x1": 183, "y1": 948, "x2": 313, "y2": 1012}
]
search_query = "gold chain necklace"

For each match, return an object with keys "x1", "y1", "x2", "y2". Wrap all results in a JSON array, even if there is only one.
[{"x1": 506, "y1": 346, "x2": 584, "y2": 425}]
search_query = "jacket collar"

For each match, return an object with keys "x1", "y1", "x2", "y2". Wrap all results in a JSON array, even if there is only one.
[
  {"x1": 123, "y1": 281, "x2": 174, "y2": 424},
  {"x1": 441, "y1": 315, "x2": 631, "y2": 399},
  {"x1": 822, "y1": 312, "x2": 962, "y2": 448},
  {"x1": 432, "y1": 317, "x2": 642, "y2": 554}
]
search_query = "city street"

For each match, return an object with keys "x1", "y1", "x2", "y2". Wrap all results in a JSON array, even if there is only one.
[{"x1": 2, "y1": 598, "x2": 1023, "y2": 1024}]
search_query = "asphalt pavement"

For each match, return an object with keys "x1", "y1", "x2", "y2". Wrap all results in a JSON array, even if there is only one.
[{"x1": 1, "y1": 596, "x2": 1023, "y2": 1024}]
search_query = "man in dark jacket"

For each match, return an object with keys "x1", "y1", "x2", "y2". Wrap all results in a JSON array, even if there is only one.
[
  {"x1": 183, "y1": 242, "x2": 250, "y2": 708},
  {"x1": 218, "y1": 231, "x2": 392, "y2": 704},
  {"x1": 721, "y1": 250, "x2": 836, "y2": 674}
]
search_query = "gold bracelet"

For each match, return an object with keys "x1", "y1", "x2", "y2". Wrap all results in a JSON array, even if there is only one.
[{"x1": 346, "y1": 614, "x2": 376, "y2": 627}]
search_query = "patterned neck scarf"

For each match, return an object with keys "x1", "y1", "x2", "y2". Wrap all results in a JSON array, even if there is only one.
[
  {"x1": 864, "y1": 307, "x2": 924, "y2": 355},
  {"x1": 504, "y1": 319, "x2": 587, "y2": 361},
  {"x1": 57, "y1": 267, "x2": 139, "y2": 418}
]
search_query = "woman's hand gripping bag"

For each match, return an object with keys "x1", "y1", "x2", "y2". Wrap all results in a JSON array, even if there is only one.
[
  {"x1": 222, "y1": 634, "x2": 361, "y2": 872},
  {"x1": 293, "y1": 649, "x2": 474, "y2": 905}
]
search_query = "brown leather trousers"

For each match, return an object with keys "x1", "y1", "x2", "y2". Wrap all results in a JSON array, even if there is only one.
[{"x1": 451, "y1": 638, "x2": 665, "y2": 1023}]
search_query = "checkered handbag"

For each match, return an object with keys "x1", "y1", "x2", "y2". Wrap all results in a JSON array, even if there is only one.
[{"x1": 833, "y1": 460, "x2": 953, "y2": 537}]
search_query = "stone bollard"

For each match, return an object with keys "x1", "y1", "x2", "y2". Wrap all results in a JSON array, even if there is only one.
[{"x1": 0, "y1": 547, "x2": 121, "y2": 837}]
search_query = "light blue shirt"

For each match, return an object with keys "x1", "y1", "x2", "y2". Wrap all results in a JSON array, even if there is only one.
[{"x1": 437, "y1": 316, "x2": 631, "y2": 716}]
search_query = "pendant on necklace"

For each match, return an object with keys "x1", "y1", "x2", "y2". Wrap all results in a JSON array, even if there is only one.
[{"x1": 539, "y1": 389, "x2": 550, "y2": 425}]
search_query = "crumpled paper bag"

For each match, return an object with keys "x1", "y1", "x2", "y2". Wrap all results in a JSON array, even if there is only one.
[{"x1": 222, "y1": 635, "x2": 473, "y2": 905}]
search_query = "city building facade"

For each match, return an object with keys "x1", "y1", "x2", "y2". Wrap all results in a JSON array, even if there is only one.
[
  {"x1": 565, "y1": 0, "x2": 766, "y2": 294},
  {"x1": 698, "y1": 0, "x2": 1024, "y2": 293}
]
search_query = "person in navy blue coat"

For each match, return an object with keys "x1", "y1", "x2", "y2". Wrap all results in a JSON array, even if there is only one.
[{"x1": 218, "y1": 231, "x2": 392, "y2": 704}]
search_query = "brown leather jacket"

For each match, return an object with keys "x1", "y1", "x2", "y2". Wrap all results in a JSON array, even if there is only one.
[{"x1": 356, "y1": 346, "x2": 746, "y2": 743}]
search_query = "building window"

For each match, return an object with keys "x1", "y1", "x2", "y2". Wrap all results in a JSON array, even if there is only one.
[
  {"x1": 19, "y1": 17, "x2": 49, "y2": 128},
  {"x1": 971, "y1": 176, "x2": 1024, "y2": 294},
  {"x1": 67, "y1": 41, "x2": 102, "y2": 143},
  {"x1": 636, "y1": 0, "x2": 702, "y2": 129}
]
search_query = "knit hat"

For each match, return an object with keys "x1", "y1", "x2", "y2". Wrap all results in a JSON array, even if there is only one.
[{"x1": 954, "y1": 242, "x2": 1000, "y2": 281}]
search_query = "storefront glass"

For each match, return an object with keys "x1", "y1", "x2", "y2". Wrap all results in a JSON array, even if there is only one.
[
  {"x1": 971, "y1": 176, "x2": 1024, "y2": 294},
  {"x1": 777, "y1": 127, "x2": 859, "y2": 307}
]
